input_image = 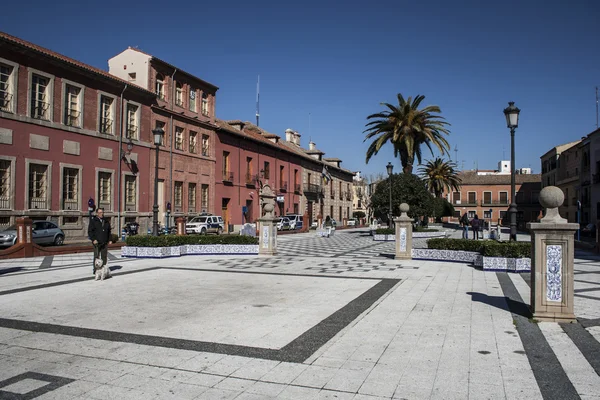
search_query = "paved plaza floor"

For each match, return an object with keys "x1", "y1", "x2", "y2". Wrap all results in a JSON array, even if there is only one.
[{"x1": 0, "y1": 228, "x2": 598, "y2": 399}]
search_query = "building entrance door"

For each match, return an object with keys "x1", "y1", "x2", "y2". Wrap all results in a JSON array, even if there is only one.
[{"x1": 222, "y1": 198, "x2": 230, "y2": 229}]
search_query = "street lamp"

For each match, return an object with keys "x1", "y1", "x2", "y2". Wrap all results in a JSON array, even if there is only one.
[
  {"x1": 152, "y1": 127, "x2": 165, "y2": 236},
  {"x1": 386, "y1": 162, "x2": 393, "y2": 226},
  {"x1": 503, "y1": 101, "x2": 521, "y2": 241}
]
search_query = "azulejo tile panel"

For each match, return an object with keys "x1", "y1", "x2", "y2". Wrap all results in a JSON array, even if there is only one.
[
  {"x1": 399, "y1": 228, "x2": 407, "y2": 252},
  {"x1": 121, "y1": 245, "x2": 259, "y2": 258},
  {"x1": 546, "y1": 244, "x2": 562, "y2": 302},
  {"x1": 373, "y1": 234, "x2": 395, "y2": 241},
  {"x1": 411, "y1": 249, "x2": 480, "y2": 263}
]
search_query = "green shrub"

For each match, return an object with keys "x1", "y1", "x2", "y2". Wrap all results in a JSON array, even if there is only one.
[
  {"x1": 375, "y1": 228, "x2": 395, "y2": 235},
  {"x1": 110, "y1": 233, "x2": 119, "y2": 243},
  {"x1": 126, "y1": 234, "x2": 259, "y2": 247},
  {"x1": 414, "y1": 226, "x2": 438, "y2": 232},
  {"x1": 480, "y1": 241, "x2": 531, "y2": 258},
  {"x1": 427, "y1": 238, "x2": 531, "y2": 258}
]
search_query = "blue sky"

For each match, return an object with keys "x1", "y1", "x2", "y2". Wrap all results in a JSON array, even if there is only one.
[{"x1": 1, "y1": 0, "x2": 599, "y2": 177}]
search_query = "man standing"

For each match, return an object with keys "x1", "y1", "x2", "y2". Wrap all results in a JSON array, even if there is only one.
[
  {"x1": 460, "y1": 212, "x2": 470, "y2": 239},
  {"x1": 88, "y1": 208, "x2": 112, "y2": 275}
]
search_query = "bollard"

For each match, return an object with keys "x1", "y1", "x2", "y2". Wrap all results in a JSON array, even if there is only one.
[{"x1": 394, "y1": 203, "x2": 412, "y2": 260}]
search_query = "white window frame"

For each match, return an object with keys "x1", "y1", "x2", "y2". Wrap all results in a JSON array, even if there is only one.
[
  {"x1": 123, "y1": 172, "x2": 138, "y2": 212},
  {"x1": 189, "y1": 87, "x2": 197, "y2": 112},
  {"x1": 201, "y1": 92, "x2": 209, "y2": 116},
  {"x1": 483, "y1": 210, "x2": 492, "y2": 219},
  {"x1": 189, "y1": 131, "x2": 197, "y2": 154},
  {"x1": 201, "y1": 184, "x2": 209, "y2": 212},
  {"x1": 27, "y1": 68, "x2": 54, "y2": 121},
  {"x1": 175, "y1": 127, "x2": 184, "y2": 151},
  {"x1": 482, "y1": 191, "x2": 492, "y2": 205},
  {"x1": 175, "y1": 82, "x2": 184, "y2": 107},
  {"x1": 125, "y1": 100, "x2": 141, "y2": 140},
  {"x1": 0, "y1": 156, "x2": 16, "y2": 210},
  {"x1": 59, "y1": 163, "x2": 82, "y2": 211},
  {"x1": 0, "y1": 57, "x2": 19, "y2": 114},
  {"x1": 174, "y1": 181, "x2": 183, "y2": 211},
  {"x1": 95, "y1": 168, "x2": 115, "y2": 211},
  {"x1": 188, "y1": 182, "x2": 197, "y2": 212},
  {"x1": 97, "y1": 90, "x2": 116, "y2": 135},
  {"x1": 202, "y1": 134, "x2": 209, "y2": 157},
  {"x1": 25, "y1": 159, "x2": 52, "y2": 210},
  {"x1": 156, "y1": 73, "x2": 165, "y2": 100},
  {"x1": 61, "y1": 79, "x2": 85, "y2": 128}
]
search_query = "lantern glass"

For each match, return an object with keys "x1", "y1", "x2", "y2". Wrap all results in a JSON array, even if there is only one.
[
  {"x1": 386, "y1": 162, "x2": 394, "y2": 176},
  {"x1": 152, "y1": 128, "x2": 164, "y2": 145},
  {"x1": 503, "y1": 102, "x2": 520, "y2": 129}
]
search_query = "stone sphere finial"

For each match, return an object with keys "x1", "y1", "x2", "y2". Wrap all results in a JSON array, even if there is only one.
[
  {"x1": 399, "y1": 203, "x2": 409, "y2": 213},
  {"x1": 539, "y1": 186, "x2": 564, "y2": 209}
]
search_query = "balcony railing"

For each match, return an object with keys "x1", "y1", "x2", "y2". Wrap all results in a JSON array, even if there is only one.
[
  {"x1": 222, "y1": 171, "x2": 234, "y2": 182},
  {"x1": 245, "y1": 173, "x2": 258, "y2": 186},
  {"x1": 345, "y1": 192, "x2": 351, "y2": 201},
  {"x1": 0, "y1": 196, "x2": 9, "y2": 209},
  {"x1": 330, "y1": 190, "x2": 335, "y2": 199},
  {"x1": 32, "y1": 101, "x2": 50, "y2": 120},
  {"x1": 100, "y1": 117, "x2": 113, "y2": 134},
  {"x1": 29, "y1": 197, "x2": 48, "y2": 209},
  {"x1": 126, "y1": 125, "x2": 138, "y2": 139},
  {"x1": 65, "y1": 109, "x2": 81, "y2": 127},
  {"x1": 303, "y1": 183, "x2": 323, "y2": 195},
  {"x1": 481, "y1": 200, "x2": 510, "y2": 206},
  {"x1": 62, "y1": 199, "x2": 79, "y2": 211},
  {"x1": 0, "y1": 92, "x2": 13, "y2": 112},
  {"x1": 279, "y1": 181, "x2": 287, "y2": 192},
  {"x1": 294, "y1": 183, "x2": 301, "y2": 193}
]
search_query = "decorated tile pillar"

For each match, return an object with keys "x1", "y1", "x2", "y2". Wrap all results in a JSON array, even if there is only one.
[
  {"x1": 527, "y1": 186, "x2": 578, "y2": 322},
  {"x1": 16, "y1": 217, "x2": 34, "y2": 257},
  {"x1": 176, "y1": 217, "x2": 187, "y2": 236},
  {"x1": 258, "y1": 184, "x2": 277, "y2": 256},
  {"x1": 394, "y1": 203, "x2": 412, "y2": 260}
]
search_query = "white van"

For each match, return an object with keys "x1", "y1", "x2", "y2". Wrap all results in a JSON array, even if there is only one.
[{"x1": 285, "y1": 214, "x2": 303, "y2": 230}]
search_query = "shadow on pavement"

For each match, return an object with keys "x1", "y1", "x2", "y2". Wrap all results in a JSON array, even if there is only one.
[
  {"x1": 0, "y1": 267, "x2": 24, "y2": 275},
  {"x1": 467, "y1": 291, "x2": 531, "y2": 318},
  {"x1": 109, "y1": 265, "x2": 123, "y2": 272}
]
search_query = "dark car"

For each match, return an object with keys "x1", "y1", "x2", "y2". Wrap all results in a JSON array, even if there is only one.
[
  {"x1": 582, "y1": 223, "x2": 596, "y2": 237},
  {"x1": 0, "y1": 221, "x2": 65, "y2": 248}
]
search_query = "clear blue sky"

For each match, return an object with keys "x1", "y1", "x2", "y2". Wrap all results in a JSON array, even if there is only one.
[{"x1": 2, "y1": 0, "x2": 599, "y2": 177}]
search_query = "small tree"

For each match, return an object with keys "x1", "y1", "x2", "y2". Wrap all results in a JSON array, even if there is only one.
[
  {"x1": 353, "y1": 211, "x2": 366, "y2": 219},
  {"x1": 370, "y1": 173, "x2": 434, "y2": 222},
  {"x1": 432, "y1": 197, "x2": 455, "y2": 222}
]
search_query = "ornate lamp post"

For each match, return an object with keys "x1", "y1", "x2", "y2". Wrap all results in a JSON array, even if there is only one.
[
  {"x1": 386, "y1": 162, "x2": 394, "y2": 226},
  {"x1": 503, "y1": 101, "x2": 521, "y2": 241},
  {"x1": 152, "y1": 127, "x2": 165, "y2": 236}
]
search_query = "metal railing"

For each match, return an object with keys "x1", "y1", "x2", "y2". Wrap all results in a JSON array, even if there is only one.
[
  {"x1": 0, "y1": 197, "x2": 9, "y2": 209},
  {"x1": 330, "y1": 190, "x2": 335, "y2": 199},
  {"x1": 126, "y1": 125, "x2": 138, "y2": 139},
  {"x1": 100, "y1": 118, "x2": 113, "y2": 134},
  {"x1": 279, "y1": 181, "x2": 287, "y2": 192},
  {"x1": 32, "y1": 102, "x2": 50, "y2": 120},
  {"x1": 62, "y1": 199, "x2": 79, "y2": 210},
  {"x1": 303, "y1": 183, "x2": 323, "y2": 194},
  {"x1": 345, "y1": 191, "x2": 352, "y2": 201},
  {"x1": 480, "y1": 200, "x2": 510, "y2": 206},
  {"x1": 29, "y1": 197, "x2": 48, "y2": 209},
  {"x1": 294, "y1": 183, "x2": 301, "y2": 193},
  {"x1": 222, "y1": 171, "x2": 234, "y2": 182},
  {"x1": 65, "y1": 109, "x2": 81, "y2": 127},
  {"x1": 0, "y1": 92, "x2": 13, "y2": 112},
  {"x1": 245, "y1": 173, "x2": 258, "y2": 186}
]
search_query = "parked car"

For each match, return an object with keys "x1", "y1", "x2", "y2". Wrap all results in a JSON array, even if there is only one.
[
  {"x1": 186, "y1": 215, "x2": 225, "y2": 235},
  {"x1": 0, "y1": 221, "x2": 65, "y2": 248},
  {"x1": 285, "y1": 214, "x2": 303, "y2": 230},
  {"x1": 275, "y1": 217, "x2": 291, "y2": 231},
  {"x1": 347, "y1": 218, "x2": 358, "y2": 226},
  {"x1": 582, "y1": 223, "x2": 596, "y2": 237}
]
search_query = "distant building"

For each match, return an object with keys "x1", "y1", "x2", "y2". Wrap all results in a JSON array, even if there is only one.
[{"x1": 352, "y1": 171, "x2": 367, "y2": 222}]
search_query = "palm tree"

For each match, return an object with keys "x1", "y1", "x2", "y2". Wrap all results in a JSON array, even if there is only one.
[
  {"x1": 364, "y1": 94, "x2": 451, "y2": 174},
  {"x1": 419, "y1": 157, "x2": 462, "y2": 197}
]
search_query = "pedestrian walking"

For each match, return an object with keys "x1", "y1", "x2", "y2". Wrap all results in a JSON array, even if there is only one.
[
  {"x1": 88, "y1": 208, "x2": 112, "y2": 275},
  {"x1": 471, "y1": 215, "x2": 481, "y2": 240},
  {"x1": 460, "y1": 213, "x2": 470, "y2": 239}
]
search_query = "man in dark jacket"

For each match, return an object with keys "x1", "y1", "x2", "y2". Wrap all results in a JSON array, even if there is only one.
[{"x1": 88, "y1": 208, "x2": 112, "y2": 274}]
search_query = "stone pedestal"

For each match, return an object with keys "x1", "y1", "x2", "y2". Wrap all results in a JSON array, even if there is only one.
[
  {"x1": 176, "y1": 217, "x2": 186, "y2": 236},
  {"x1": 258, "y1": 217, "x2": 278, "y2": 255},
  {"x1": 394, "y1": 203, "x2": 412, "y2": 260},
  {"x1": 16, "y1": 217, "x2": 34, "y2": 257},
  {"x1": 527, "y1": 186, "x2": 578, "y2": 323}
]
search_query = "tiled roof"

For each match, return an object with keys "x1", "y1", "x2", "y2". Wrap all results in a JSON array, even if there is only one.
[
  {"x1": 126, "y1": 47, "x2": 219, "y2": 91},
  {"x1": 458, "y1": 171, "x2": 541, "y2": 185},
  {"x1": 0, "y1": 31, "x2": 155, "y2": 96}
]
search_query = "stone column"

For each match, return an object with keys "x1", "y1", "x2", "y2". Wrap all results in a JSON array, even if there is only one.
[
  {"x1": 176, "y1": 217, "x2": 186, "y2": 236},
  {"x1": 527, "y1": 186, "x2": 578, "y2": 323},
  {"x1": 258, "y1": 184, "x2": 277, "y2": 256},
  {"x1": 394, "y1": 203, "x2": 412, "y2": 260}
]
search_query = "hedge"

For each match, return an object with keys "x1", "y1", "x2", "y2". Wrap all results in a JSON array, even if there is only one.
[
  {"x1": 426, "y1": 238, "x2": 531, "y2": 258},
  {"x1": 126, "y1": 234, "x2": 259, "y2": 247},
  {"x1": 375, "y1": 227, "x2": 438, "y2": 235}
]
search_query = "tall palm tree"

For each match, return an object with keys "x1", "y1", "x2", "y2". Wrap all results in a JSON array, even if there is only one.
[
  {"x1": 419, "y1": 157, "x2": 462, "y2": 197},
  {"x1": 364, "y1": 94, "x2": 451, "y2": 174}
]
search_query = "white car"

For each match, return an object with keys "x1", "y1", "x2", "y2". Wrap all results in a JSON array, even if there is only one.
[
  {"x1": 186, "y1": 215, "x2": 225, "y2": 235},
  {"x1": 347, "y1": 218, "x2": 357, "y2": 226}
]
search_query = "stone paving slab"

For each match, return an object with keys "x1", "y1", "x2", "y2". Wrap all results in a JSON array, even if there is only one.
[{"x1": 0, "y1": 228, "x2": 597, "y2": 399}]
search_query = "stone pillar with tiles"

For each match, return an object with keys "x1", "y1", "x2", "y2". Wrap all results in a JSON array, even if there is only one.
[
  {"x1": 258, "y1": 184, "x2": 277, "y2": 256},
  {"x1": 176, "y1": 217, "x2": 186, "y2": 236},
  {"x1": 527, "y1": 186, "x2": 578, "y2": 322},
  {"x1": 15, "y1": 217, "x2": 34, "y2": 257},
  {"x1": 394, "y1": 203, "x2": 412, "y2": 260}
]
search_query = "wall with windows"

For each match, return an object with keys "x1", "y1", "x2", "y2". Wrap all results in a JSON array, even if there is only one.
[{"x1": 0, "y1": 37, "x2": 155, "y2": 239}]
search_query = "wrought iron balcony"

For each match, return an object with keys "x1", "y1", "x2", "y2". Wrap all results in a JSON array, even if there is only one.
[
  {"x1": 345, "y1": 191, "x2": 352, "y2": 201},
  {"x1": 62, "y1": 199, "x2": 79, "y2": 211},
  {"x1": 279, "y1": 181, "x2": 288, "y2": 192},
  {"x1": 0, "y1": 92, "x2": 13, "y2": 112},
  {"x1": 100, "y1": 117, "x2": 113, "y2": 134},
  {"x1": 0, "y1": 197, "x2": 9, "y2": 209},
  {"x1": 222, "y1": 171, "x2": 234, "y2": 182},
  {"x1": 32, "y1": 101, "x2": 50, "y2": 120},
  {"x1": 330, "y1": 190, "x2": 335, "y2": 199},
  {"x1": 245, "y1": 173, "x2": 258, "y2": 187},
  {"x1": 303, "y1": 183, "x2": 323, "y2": 195},
  {"x1": 29, "y1": 197, "x2": 48, "y2": 210},
  {"x1": 126, "y1": 125, "x2": 138, "y2": 139},
  {"x1": 294, "y1": 183, "x2": 302, "y2": 193},
  {"x1": 481, "y1": 200, "x2": 510, "y2": 206},
  {"x1": 65, "y1": 109, "x2": 81, "y2": 127}
]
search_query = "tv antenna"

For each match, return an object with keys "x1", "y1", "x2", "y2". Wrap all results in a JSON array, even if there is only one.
[
  {"x1": 255, "y1": 75, "x2": 260, "y2": 127},
  {"x1": 454, "y1": 145, "x2": 458, "y2": 164}
]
